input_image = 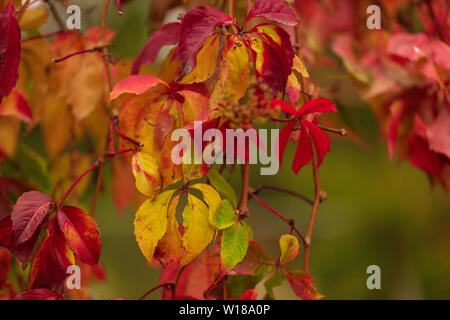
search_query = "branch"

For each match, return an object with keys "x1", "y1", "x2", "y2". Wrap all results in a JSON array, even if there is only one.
[
  {"x1": 249, "y1": 191, "x2": 306, "y2": 245},
  {"x1": 238, "y1": 163, "x2": 250, "y2": 216},
  {"x1": 251, "y1": 185, "x2": 313, "y2": 205},
  {"x1": 51, "y1": 46, "x2": 107, "y2": 63}
]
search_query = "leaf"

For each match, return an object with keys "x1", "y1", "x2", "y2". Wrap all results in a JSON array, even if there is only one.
[
  {"x1": 297, "y1": 98, "x2": 336, "y2": 117},
  {"x1": 131, "y1": 152, "x2": 162, "y2": 199},
  {"x1": 240, "y1": 289, "x2": 258, "y2": 300},
  {"x1": 264, "y1": 268, "x2": 286, "y2": 299},
  {"x1": 181, "y1": 194, "x2": 215, "y2": 266},
  {"x1": 132, "y1": 22, "x2": 181, "y2": 74},
  {"x1": 12, "y1": 289, "x2": 62, "y2": 300},
  {"x1": 221, "y1": 221, "x2": 252, "y2": 270},
  {"x1": 304, "y1": 121, "x2": 331, "y2": 168},
  {"x1": 246, "y1": 0, "x2": 298, "y2": 27},
  {"x1": 112, "y1": 157, "x2": 135, "y2": 214},
  {"x1": 109, "y1": 74, "x2": 169, "y2": 101},
  {"x1": 283, "y1": 268, "x2": 323, "y2": 300},
  {"x1": 134, "y1": 190, "x2": 175, "y2": 265},
  {"x1": 207, "y1": 169, "x2": 237, "y2": 208},
  {"x1": 0, "y1": 2, "x2": 21, "y2": 102},
  {"x1": 210, "y1": 37, "x2": 251, "y2": 108},
  {"x1": 29, "y1": 219, "x2": 75, "y2": 289},
  {"x1": 57, "y1": 206, "x2": 101, "y2": 266},
  {"x1": 18, "y1": 5, "x2": 48, "y2": 30},
  {"x1": 11, "y1": 191, "x2": 55, "y2": 266},
  {"x1": 0, "y1": 89, "x2": 32, "y2": 122},
  {"x1": 427, "y1": 109, "x2": 450, "y2": 158},
  {"x1": 211, "y1": 199, "x2": 237, "y2": 229},
  {"x1": 279, "y1": 234, "x2": 299, "y2": 265},
  {"x1": 0, "y1": 216, "x2": 12, "y2": 248},
  {"x1": 190, "y1": 183, "x2": 221, "y2": 222},
  {"x1": 234, "y1": 240, "x2": 274, "y2": 277},
  {"x1": 178, "y1": 6, "x2": 233, "y2": 75},
  {"x1": 179, "y1": 34, "x2": 220, "y2": 84},
  {"x1": 154, "y1": 195, "x2": 184, "y2": 265},
  {"x1": 292, "y1": 123, "x2": 312, "y2": 174}
]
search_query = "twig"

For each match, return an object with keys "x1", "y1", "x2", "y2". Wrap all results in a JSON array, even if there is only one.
[
  {"x1": 249, "y1": 191, "x2": 306, "y2": 245},
  {"x1": 51, "y1": 46, "x2": 107, "y2": 63},
  {"x1": 116, "y1": 0, "x2": 123, "y2": 15},
  {"x1": 317, "y1": 125, "x2": 347, "y2": 136},
  {"x1": 238, "y1": 163, "x2": 250, "y2": 216},
  {"x1": 251, "y1": 185, "x2": 313, "y2": 205}
]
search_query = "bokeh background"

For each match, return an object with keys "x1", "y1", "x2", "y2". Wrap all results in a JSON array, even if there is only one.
[{"x1": 31, "y1": 0, "x2": 450, "y2": 299}]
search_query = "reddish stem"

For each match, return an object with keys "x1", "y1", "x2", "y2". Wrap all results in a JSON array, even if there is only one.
[
  {"x1": 250, "y1": 192, "x2": 306, "y2": 245},
  {"x1": 252, "y1": 185, "x2": 313, "y2": 205},
  {"x1": 52, "y1": 47, "x2": 104, "y2": 63},
  {"x1": 116, "y1": 0, "x2": 123, "y2": 15},
  {"x1": 139, "y1": 283, "x2": 174, "y2": 300},
  {"x1": 114, "y1": 127, "x2": 144, "y2": 147},
  {"x1": 106, "y1": 149, "x2": 133, "y2": 157},
  {"x1": 57, "y1": 161, "x2": 100, "y2": 208}
]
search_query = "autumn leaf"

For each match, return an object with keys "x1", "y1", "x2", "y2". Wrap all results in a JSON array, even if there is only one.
[
  {"x1": 134, "y1": 190, "x2": 175, "y2": 265},
  {"x1": 18, "y1": 5, "x2": 48, "y2": 30},
  {"x1": 240, "y1": 289, "x2": 258, "y2": 300},
  {"x1": 283, "y1": 268, "x2": 323, "y2": 300},
  {"x1": 190, "y1": 183, "x2": 221, "y2": 222},
  {"x1": 131, "y1": 152, "x2": 162, "y2": 199},
  {"x1": 0, "y1": 89, "x2": 32, "y2": 122},
  {"x1": 11, "y1": 191, "x2": 56, "y2": 267},
  {"x1": 234, "y1": 240, "x2": 274, "y2": 277},
  {"x1": 221, "y1": 221, "x2": 252, "y2": 270},
  {"x1": 0, "y1": 216, "x2": 12, "y2": 248},
  {"x1": 12, "y1": 288, "x2": 62, "y2": 300},
  {"x1": 246, "y1": 0, "x2": 298, "y2": 27},
  {"x1": 180, "y1": 193, "x2": 215, "y2": 266},
  {"x1": 109, "y1": 74, "x2": 169, "y2": 101},
  {"x1": 29, "y1": 219, "x2": 75, "y2": 289},
  {"x1": 0, "y1": 247, "x2": 10, "y2": 288},
  {"x1": 279, "y1": 234, "x2": 299, "y2": 265},
  {"x1": 132, "y1": 22, "x2": 181, "y2": 74},
  {"x1": 57, "y1": 206, "x2": 101, "y2": 266},
  {"x1": 207, "y1": 169, "x2": 237, "y2": 208},
  {"x1": 210, "y1": 199, "x2": 237, "y2": 230},
  {"x1": 264, "y1": 268, "x2": 286, "y2": 299},
  {"x1": 0, "y1": 2, "x2": 21, "y2": 102}
]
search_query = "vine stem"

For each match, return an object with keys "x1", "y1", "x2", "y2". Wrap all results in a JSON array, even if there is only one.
[
  {"x1": 303, "y1": 139, "x2": 324, "y2": 272},
  {"x1": 45, "y1": 0, "x2": 66, "y2": 31},
  {"x1": 252, "y1": 184, "x2": 313, "y2": 205},
  {"x1": 249, "y1": 191, "x2": 306, "y2": 245},
  {"x1": 139, "y1": 283, "x2": 174, "y2": 300},
  {"x1": 238, "y1": 162, "x2": 250, "y2": 216}
]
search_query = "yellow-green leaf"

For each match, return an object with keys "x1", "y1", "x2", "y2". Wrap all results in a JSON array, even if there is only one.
[
  {"x1": 131, "y1": 152, "x2": 162, "y2": 199},
  {"x1": 207, "y1": 169, "x2": 237, "y2": 208},
  {"x1": 221, "y1": 221, "x2": 252, "y2": 270},
  {"x1": 264, "y1": 268, "x2": 286, "y2": 299},
  {"x1": 191, "y1": 183, "x2": 221, "y2": 222},
  {"x1": 181, "y1": 194, "x2": 215, "y2": 266},
  {"x1": 279, "y1": 234, "x2": 299, "y2": 265},
  {"x1": 134, "y1": 190, "x2": 175, "y2": 265},
  {"x1": 19, "y1": 6, "x2": 49, "y2": 30},
  {"x1": 211, "y1": 199, "x2": 237, "y2": 229}
]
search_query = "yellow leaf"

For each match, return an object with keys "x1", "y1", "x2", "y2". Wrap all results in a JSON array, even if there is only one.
[
  {"x1": 279, "y1": 234, "x2": 299, "y2": 265},
  {"x1": 131, "y1": 152, "x2": 162, "y2": 199},
  {"x1": 210, "y1": 37, "x2": 251, "y2": 108},
  {"x1": 293, "y1": 55, "x2": 309, "y2": 78},
  {"x1": 0, "y1": 117, "x2": 19, "y2": 158},
  {"x1": 134, "y1": 190, "x2": 176, "y2": 265},
  {"x1": 19, "y1": 6, "x2": 49, "y2": 30},
  {"x1": 180, "y1": 34, "x2": 220, "y2": 84},
  {"x1": 181, "y1": 194, "x2": 215, "y2": 266},
  {"x1": 191, "y1": 183, "x2": 221, "y2": 223}
]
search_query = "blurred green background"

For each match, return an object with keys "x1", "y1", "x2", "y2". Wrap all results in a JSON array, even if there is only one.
[{"x1": 36, "y1": 0, "x2": 450, "y2": 300}]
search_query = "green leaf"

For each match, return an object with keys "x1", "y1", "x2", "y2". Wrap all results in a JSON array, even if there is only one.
[
  {"x1": 207, "y1": 169, "x2": 237, "y2": 208},
  {"x1": 264, "y1": 268, "x2": 286, "y2": 300},
  {"x1": 191, "y1": 183, "x2": 221, "y2": 222},
  {"x1": 221, "y1": 221, "x2": 252, "y2": 270},
  {"x1": 279, "y1": 234, "x2": 299, "y2": 265},
  {"x1": 211, "y1": 199, "x2": 237, "y2": 229}
]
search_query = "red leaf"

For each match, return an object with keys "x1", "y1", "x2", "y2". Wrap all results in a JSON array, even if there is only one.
[
  {"x1": 271, "y1": 99, "x2": 298, "y2": 116},
  {"x1": 240, "y1": 289, "x2": 258, "y2": 300},
  {"x1": 283, "y1": 269, "x2": 322, "y2": 300},
  {"x1": 297, "y1": 98, "x2": 336, "y2": 117},
  {"x1": 109, "y1": 74, "x2": 169, "y2": 100},
  {"x1": 0, "y1": 215, "x2": 11, "y2": 248},
  {"x1": 305, "y1": 121, "x2": 331, "y2": 168},
  {"x1": 13, "y1": 289, "x2": 63, "y2": 300},
  {"x1": 11, "y1": 191, "x2": 55, "y2": 266},
  {"x1": 292, "y1": 123, "x2": 313, "y2": 174},
  {"x1": 277, "y1": 119, "x2": 297, "y2": 166},
  {"x1": 0, "y1": 247, "x2": 10, "y2": 288},
  {"x1": 57, "y1": 206, "x2": 101, "y2": 266},
  {"x1": 246, "y1": 0, "x2": 298, "y2": 27},
  {"x1": 178, "y1": 6, "x2": 233, "y2": 75},
  {"x1": 29, "y1": 219, "x2": 74, "y2": 289},
  {"x1": 427, "y1": 109, "x2": 450, "y2": 159},
  {"x1": 0, "y1": 2, "x2": 21, "y2": 102},
  {"x1": 132, "y1": 23, "x2": 181, "y2": 74}
]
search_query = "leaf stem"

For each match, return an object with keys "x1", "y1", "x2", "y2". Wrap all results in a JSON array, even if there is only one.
[
  {"x1": 114, "y1": 126, "x2": 144, "y2": 147},
  {"x1": 139, "y1": 283, "x2": 175, "y2": 300},
  {"x1": 116, "y1": 0, "x2": 123, "y2": 15},
  {"x1": 251, "y1": 185, "x2": 313, "y2": 205},
  {"x1": 57, "y1": 161, "x2": 100, "y2": 208}
]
